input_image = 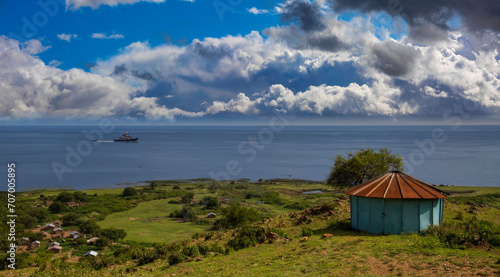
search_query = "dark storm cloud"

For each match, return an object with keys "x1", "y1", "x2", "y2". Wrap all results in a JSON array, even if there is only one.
[
  {"x1": 371, "y1": 41, "x2": 420, "y2": 77},
  {"x1": 407, "y1": 22, "x2": 449, "y2": 45},
  {"x1": 308, "y1": 34, "x2": 345, "y2": 51},
  {"x1": 281, "y1": 0, "x2": 326, "y2": 32},
  {"x1": 329, "y1": 0, "x2": 500, "y2": 33},
  {"x1": 112, "y1": 64, "x2": 127, "y2": 75},
  {"x1": 191, "y1": 41, "x2": 230, "y2": 59},
  {"x1": 131, "y1": 70, "x2": 155, "y2": 81}
]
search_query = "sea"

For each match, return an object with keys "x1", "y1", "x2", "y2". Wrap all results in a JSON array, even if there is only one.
[{"x1": 1, "y1": 125, "x2": 499, "y2": 190}]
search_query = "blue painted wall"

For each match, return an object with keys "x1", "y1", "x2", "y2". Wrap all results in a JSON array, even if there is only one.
[{"x1": 350, "y1": 196, "x2": 444, "y2": 234}]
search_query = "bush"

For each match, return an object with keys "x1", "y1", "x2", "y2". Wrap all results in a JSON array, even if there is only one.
[
  {"x1": 262, "y1": 191, "x2": 284, "y2": 205},
  {"x1": 101, "y1": 228, "x2": 127, "y2": 242},
  {"x1": 284, "y1": 201, "x2": 310, "y2": 210},
  {"x1": 78, "y1": 220, "x2": 101, "y2": 236},
  {"x1": 202, "y1": 196, "x2": 219, "y2": 209},
  {"x1": 56, "y1": 192, "x2": 74, "y2": 202},
  {"x1": 228, "y1": 226, "x2": 267, "y2": 250},
  {"x1": 122, "y1": 187, "x2": 138, "y2": 197},
  {"x1": 48, "y1": 201, "x2": 67, "y2": 213},
  {"x1": 168, "y1": 253, "x2": 185, "y2": 265},
  {"x1": 173, "y1": 185, "x2": 181, "y2": 189},
  {"x1": 422, "y1": 217, "x2": 500, "y2": 247},
  {"x1": 216, "y1": 202, "x2": 261, "y2": 229},
  {"x1": 62, "y1": 213, "x2": 82, "y2": 226},
  {"x1": 94, "y1": 237, "x2": 109, "y2": 249},
  {"x1": 181, "y1": 192, "x2": 195, "y2": 204},
  {"x1": 269, "y1": 228, "x2": 289, "y2": 239},
  {"x1": 302, "y1": 227, "x2": 313, "y2": 237},
  {"x1": 182, "y1": 245, "x2": 200, "y2": 257}
]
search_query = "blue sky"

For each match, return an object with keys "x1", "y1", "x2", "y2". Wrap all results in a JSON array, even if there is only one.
[{"x1": 0, "y1": 0, "x2": 499, "y2": 124}]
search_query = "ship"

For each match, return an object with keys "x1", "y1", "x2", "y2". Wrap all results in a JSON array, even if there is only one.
[{"x1": 114, "y1": 131, "x2": 138, "y2": 142}]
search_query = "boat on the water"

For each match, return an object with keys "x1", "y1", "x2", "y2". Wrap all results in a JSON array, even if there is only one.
[{"x1": 114, "y1": 131, "x2": 138, "y2": 142}]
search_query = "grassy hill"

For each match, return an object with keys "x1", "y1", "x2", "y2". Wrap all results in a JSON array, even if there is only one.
[{"x1": 1, "y1": 181, "x2": 499, "y2": 276}]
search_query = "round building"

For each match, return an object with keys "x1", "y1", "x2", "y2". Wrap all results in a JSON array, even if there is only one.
[{"x1": 345, "y1": 171, "x2": 446, "y2": 235}]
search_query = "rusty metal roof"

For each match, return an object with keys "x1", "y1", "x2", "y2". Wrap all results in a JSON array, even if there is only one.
[{"x1": 344, "y1": 171, "x2": 446, "y2": 199}]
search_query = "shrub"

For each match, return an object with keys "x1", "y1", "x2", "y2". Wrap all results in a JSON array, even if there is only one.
[
  {"x1": 101, "y1": 228, "x2": 127, "y2": 242},
  {"x1": 94, "y1": 237, "x2": 109, "y2": 249},
  {"x1": 137, "y1": 249, "x2": 157, "y2": 265},
  {"x1": 422, "y1": 217, "x2": 500, "y2": 247},
  {"x1": 202, "y1": 196, "x2": 219, "y2": 209},
  {"x1": 181, "y1": 192, "x2": 195, "y2": 204},
  {"x1": 302, "y1": 227, "x2": 313, "y2": 237},
  {"x1": 48, "y1": 201, "x2": 67, "y2": 213},
  {"x1": 78, "y1": 220, "x2": 101, "y2": 236},
  {"x1": 168, "y1": 253, "x2": 185, "y2": 265},
  {"x1": 227, "y1": 226, "x2": 267, "y2": 250},
  {"x1": 173, "y1": 185, "x2": 181, "y2": 189},
  {"x1": 62, "y1": 213, "x2": 81, "y2": 226},
  {"x1": 122, "y1": 187, "x2": 138, "y2": 197},
  {"x1": 269, "y1": 228, "x2": 289, "y2": 239},
  {"x1": 262, "y1": 191, "x2": 283, "y2": 205},
  {"x1": 284, "y1": 201, "x2": 310, "y2": 210},
  {"x1": 182, "y1": 245, "x2": 200, "y2": 257},
  {"x1": 56, "y1": 192, "x2": 74, "y2": 202},
  {"x1": 216, "y1": 202, "x2": 261, "y2": 229}
]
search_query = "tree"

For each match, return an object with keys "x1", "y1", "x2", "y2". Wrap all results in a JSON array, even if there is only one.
[
  {"x1": 122, "y1": 187, "x2": 138, "y2": 197},
  {"x1": 202, "y1": 196, "x2": 219, "y2": 209},
  {"x1": 217, "y1": 202, "x2": 261, "y2": 229},
  {"x1": 326, "y1": 148, "x2": 404, "y2": 189},
  {"x1": 56, "y1": 192, "x2": 74, "y2": 202},
  {"x1": 181, "y1": 192, "x2": 195, "y2": 204},
  {"x1": 48, "y1": 201, "x2": 67, "y2": 213}
]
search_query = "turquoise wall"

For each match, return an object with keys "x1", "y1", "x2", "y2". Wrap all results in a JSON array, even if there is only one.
[{"x1": 350, "y1": 196, "x2": 444, "y2": 234}]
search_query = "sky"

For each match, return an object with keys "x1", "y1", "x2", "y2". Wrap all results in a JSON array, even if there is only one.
[{"x1": 0, "y1": 0, "x2": 499, "y2": 124}]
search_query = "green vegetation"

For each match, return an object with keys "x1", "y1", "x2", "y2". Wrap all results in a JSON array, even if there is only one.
[
  {"x1": 326, "y1": 148, "x2": 404, "y2": 189},
  {"x1": 1, "y1": 180, "x2": 498, "y2": 276}
]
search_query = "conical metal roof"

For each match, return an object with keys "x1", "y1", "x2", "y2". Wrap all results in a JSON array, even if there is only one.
[{"x1": 344, "y1": 171, "x2": 446, "y2": 199}]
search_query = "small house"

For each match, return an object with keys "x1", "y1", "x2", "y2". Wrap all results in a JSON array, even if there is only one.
[
  {"x1": 49, "y1": 242, "x2": 60, "y2": 247},
  {"x1": 19, "y1": 237, "x2": 30, "y2": 246},
  {"x1": 84, "y1": 251, "x2": 98, "y2": 257},
  {"x1": 54, "y1": 220, "x2": 61, "y2": 227},
  {"x1": 206, "y1": 212, "x2": 217, "y2": 218},
  {"x1": 43, "y1": 223, "x2": 55, "y2": 231},
  {"x1": 345, "y1": 171, "x2": 446, "y2": 235},
  {"x1": 69, "y1": 231, "x2": 81, "y2": 239},
  {"x1": 48, "y1": 245, "x2": 62, "y2": 253},
  {"x1": 32, "y1": 241, "x2": 40, "y2": 248},
  {"x1": 87, "y1": 237, "x2": 100, "y2": 244},
  {"x1": 53, "y1": 228, "x2": 64, "y2": 234}
]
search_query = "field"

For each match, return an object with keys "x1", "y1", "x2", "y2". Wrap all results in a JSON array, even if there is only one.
[{"x1": 1, "y1": 181, "x2": 499, "y2": 276}]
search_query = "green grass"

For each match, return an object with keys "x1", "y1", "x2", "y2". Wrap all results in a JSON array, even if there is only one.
[
  {"x1": 5, "y1": 183, "x2": 500, "y2": 277},
  {"x1": 97, "y1": 199, "x2": 208, "y2": 243}
]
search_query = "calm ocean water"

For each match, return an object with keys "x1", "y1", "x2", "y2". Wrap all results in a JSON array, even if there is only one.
[{"x1": 0, "y1": 125, "x2": 499, "y2": 190}]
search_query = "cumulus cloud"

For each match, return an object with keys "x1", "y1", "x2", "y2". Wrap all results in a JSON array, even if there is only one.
[
  {"x1": 57, "y1": 33, "x2": 78, "y2": 42},
  {"x1": 4, "y1": 1, "x2": 500, "y2": 121},
  {"x1": 0, "y1": 36, "x2": 201, "y2": 120},
  {"x1": 248, "y1": 7, "x2": 269, "y2": 15},
  {"x1": 67, "y1": 0, "x2": 165, "y2": 10},
  {"x1": 329, "y1": 0, "x2": 500, "y2": 34},
  {"x1": 21, "y1": 39, "x2": 51, "y2": 55},
  {"x1": 91, "y1": 33, "x2": 124, "y2": 39},
  {"x1": 281, "y1": 0, "x2": 326, "y2": 31}
]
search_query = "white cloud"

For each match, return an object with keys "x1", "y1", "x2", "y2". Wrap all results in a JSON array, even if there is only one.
[
  {"x1": 0, "y1": 36, "x2": 199, "y2": 120},
  {"x1": 57, "y1": 33, "x2": 78, "y2": 42},
  {"x1": 248, "y1": 7, "x2": 269, "y2": 15},
  {"x1": 91, "y1": 33, "x2": 125, "y2": 39},
  {"x1": 49, "y1": 60, "x2": 63, "y2": 67},
  {"x1": 21, "y1": 39, "x2": 51, "y2": 55},
  {"x1": 67, "y1": 0, "x2": 166, "y2": 10}
]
